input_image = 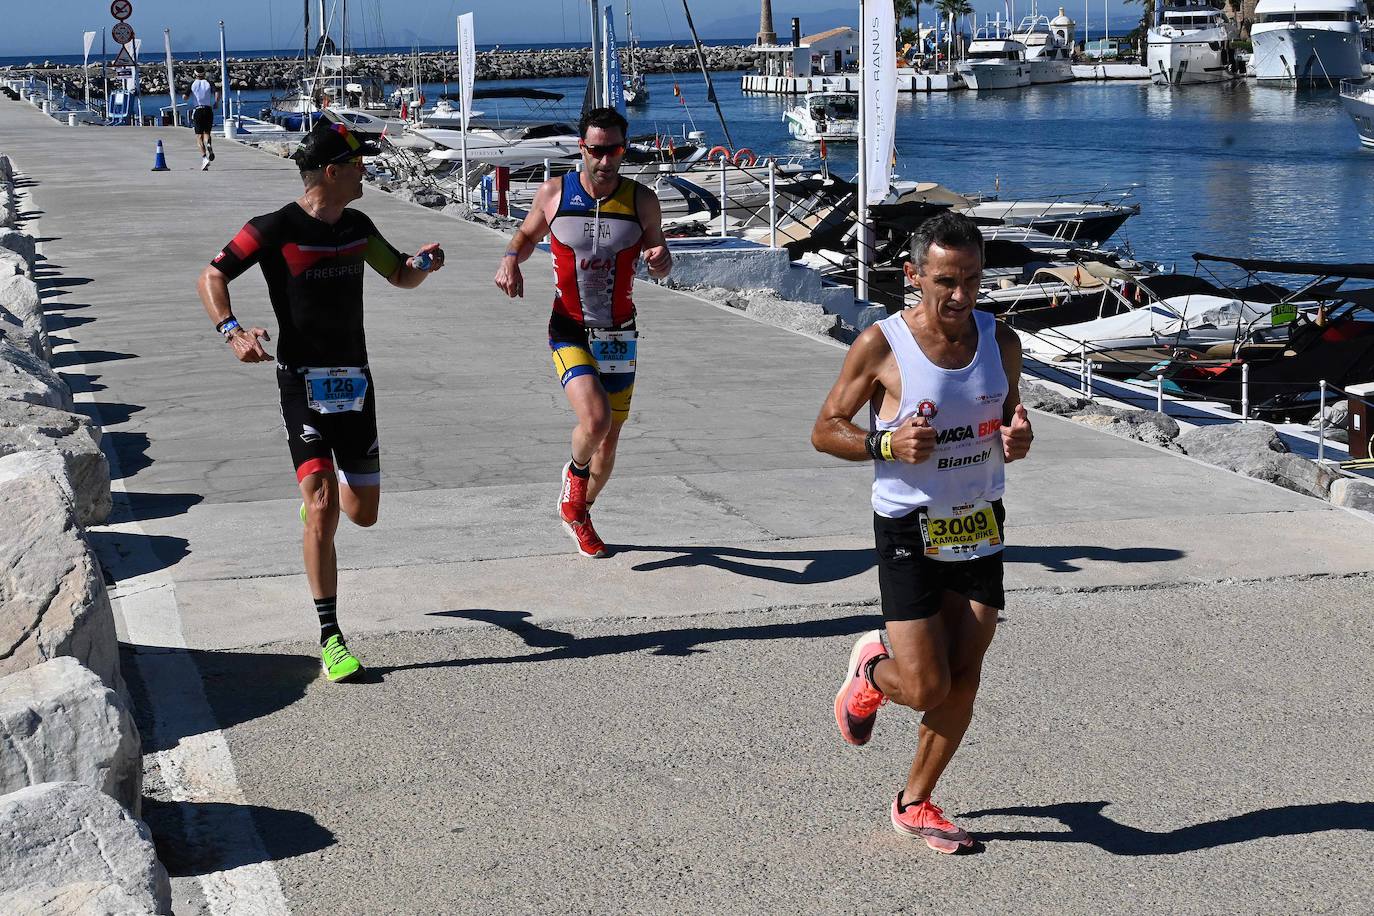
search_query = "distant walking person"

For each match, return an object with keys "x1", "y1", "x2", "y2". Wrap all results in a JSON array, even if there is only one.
[
  {"x1": 812, "y1": 211, "x2": 1034, "y2": 853},
  {"x1": 492, "y1": 107, "x2": 671, "y2": 558},
  {"x1": 185, "y1": 66, "x2": 219, "y2": 170},
  {"x1": 195, "y1": 119, "x2": 445, "y2": 682}
]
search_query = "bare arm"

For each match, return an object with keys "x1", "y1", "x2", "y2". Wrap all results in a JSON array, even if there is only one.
[
  {"x1": 493, "y1": 178, "x2": 558, "y2": 298},
  {"x1": 387, "y1": 242, "x2": 446, "y2": 289},
  {"x1": 636, "y1": 185, "x2": 672, "y2": 279},
  {"x1": 196, "y1": 265, "x2": 272, "y2": 363},
  {"x1": 813, "y1": 325, "x2": 938, "y2": 464}
]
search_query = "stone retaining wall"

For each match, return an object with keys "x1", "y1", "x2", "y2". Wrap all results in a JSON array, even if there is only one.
[{"x1": 0, "y1": 140, "x2": 172, "y2": 912}]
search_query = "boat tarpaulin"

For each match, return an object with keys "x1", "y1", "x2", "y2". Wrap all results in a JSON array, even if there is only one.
[{"x1": 1193, "y1": 253, "x2": 1374, "y2": 281}]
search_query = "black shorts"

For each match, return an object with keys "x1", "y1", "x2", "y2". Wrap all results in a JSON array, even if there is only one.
[
  {"x1": 277, "y1": 367, "x2": 381, "y2": 488},
  {"x1": 873, "y1": 501, "x2": 1007, "y2": 621},
  {"x1": 192, "y1": 105, "x2": 214, "y2": 134}
]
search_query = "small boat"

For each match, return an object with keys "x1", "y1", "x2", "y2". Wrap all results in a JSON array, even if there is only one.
[
  {"x1": 623, "y1": 1, "x2": 650, "y2": 106},
  {"x1": 1013, "y1": 14, "x2": 1076, "y2": 84},
  {"x1": 1340, "y1": 78, "x2": 1374, "y2": 147},
  {"x1": 958, "y1": 23, "x2": 1032, "y2": 90},
  {"x1": 784, "y1": 92, "x2": 859, "y2": 142},
  {"x1": 1147, "y1": 2, "x2": 1240, "y2": 85}
]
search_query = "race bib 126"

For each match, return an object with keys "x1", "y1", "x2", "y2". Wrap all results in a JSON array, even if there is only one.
[{"x1": 303, "y1": 367, "x2": 368, "y2": 414}]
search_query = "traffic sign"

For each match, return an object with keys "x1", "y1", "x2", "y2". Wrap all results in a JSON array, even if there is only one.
[
  {"x1": 111, "y1": 22, "x2": 134, "y2": 45},
  {"x1": 111, "y1": 43, "x2": 136, "y2": 67},
  {"x1": 111, "y1": 0, "x2": 133, "y2": 21}
]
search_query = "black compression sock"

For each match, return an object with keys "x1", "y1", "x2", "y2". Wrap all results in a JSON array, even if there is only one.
[
  {"x1": 863, "y1": 653, "x2": 887, "y2": 692},
  {"x1": 315, "y1": 596, "x2": 341, "y2": 645},
  {"x1": 569, "y1": 457, "x2": 590, "y2": 479}
]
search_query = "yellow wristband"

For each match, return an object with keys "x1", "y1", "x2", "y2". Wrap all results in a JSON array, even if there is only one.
[{"x1": 879, "y1": 430, "x2": 894, "y2": 461}]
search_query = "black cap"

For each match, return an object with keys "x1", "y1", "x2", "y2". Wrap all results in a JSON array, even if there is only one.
[{"x1": 291, "y1": 118, "x2": 382, "y2": 170}]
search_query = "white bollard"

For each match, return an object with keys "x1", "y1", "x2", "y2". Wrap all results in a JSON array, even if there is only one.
[
  {"x1": 768, "y1": 160, "x2": 778, "y2": 249},
  {"x1": 1085, "y1": 356, "x2": 1094, "y2": 398},
  {"x1": 1240, "y1": 363, "x2": 1249, "y2": 420},
  {"x1": 1318, "y1": 379, "x2": 1327, "y2": 464},
  {"x1": 1157, "y1": 374, "x2": 1164, "y2": 413},
  {"x1": 543, "y1": 158, "x2": 551, "y2": 183}
]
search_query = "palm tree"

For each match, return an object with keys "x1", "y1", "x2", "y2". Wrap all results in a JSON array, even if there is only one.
[
  {"x1": 935, "y1": 0, "x2": 973, "y2": 62},
  {"x1": 895, "y1": 0, "x2": 917, "y2": 54}
]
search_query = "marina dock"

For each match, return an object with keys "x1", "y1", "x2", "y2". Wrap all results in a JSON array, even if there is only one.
[{"x1": 4, "y1": 99, "x2": 1374, "y2": 912}]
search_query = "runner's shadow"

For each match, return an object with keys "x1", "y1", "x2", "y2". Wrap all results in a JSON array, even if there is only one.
[
  {"x1": 1004, "y1": 545, "x2": 1184, "y2": 573},
  {"x1": 960, "y1": 800, "x2": 1374, "y2": 855},
  {"x1": 617, "y1": 543, "x2": 875, "y2": 584},
  {"x1": 143, "y1": 798, "x2": 334, "y2": 878},
  {"x1": 373, "y1": 609, "x2": 883, "y2": 676}
]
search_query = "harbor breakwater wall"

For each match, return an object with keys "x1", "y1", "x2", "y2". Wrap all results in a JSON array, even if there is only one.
[
  {"x1": 0, "y1": 145, "x2": 173, "y2": 913},
  {"x1": 1, "y1": 44, "x2": 757, "y2": 95}
]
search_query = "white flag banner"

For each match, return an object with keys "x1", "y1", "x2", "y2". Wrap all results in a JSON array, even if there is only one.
[
  {"x1": 457, "y1": 13, "x2": 476, "y2": 133},
  {"x1": 861, "y1": 0, "x2": 897, "y2": 205},
  {"x1": 82, "y1": 31, "x2": 97, "y2": 66}
]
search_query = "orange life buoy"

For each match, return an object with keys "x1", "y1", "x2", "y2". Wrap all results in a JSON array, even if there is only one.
[
  {"x1": 417, "y1": 93, "x2": 425, "y2": 107},
  {"x1": 707, "y1": 145, "x2": 731, "y2": 161},
  {"x1": 732, "y1": 147, "x2": 756, "y2": 167}
]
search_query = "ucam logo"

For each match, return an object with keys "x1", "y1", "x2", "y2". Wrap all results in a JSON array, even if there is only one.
[
  {"x1": 937, "y1": 448, "x2": 993, "y2": 470},
  {"x1": 579, "y1": 257, "x2": 614, "y2": 271}
]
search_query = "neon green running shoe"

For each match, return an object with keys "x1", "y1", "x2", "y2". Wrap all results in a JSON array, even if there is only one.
[
  {"x1": 321, "y1": 635, "x2": 362, "y2": 682},
  {"x1": 299, "y1": 501, "x2": 307, "y2": 525}
]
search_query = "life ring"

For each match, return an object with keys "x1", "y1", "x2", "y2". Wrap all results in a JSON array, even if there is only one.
[
  {"x1": 417, "y1": 93, "x2": 425, "y2": 107},
  {"x1": 732, "y1": 147, "x2": 756, "y2": 167},
  {"x1": 707, "y1": 145, "x2": 731, "y2": 161}
]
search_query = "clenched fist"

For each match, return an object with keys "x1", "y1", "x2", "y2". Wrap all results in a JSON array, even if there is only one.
[
  {"x1": 895, "y1": 415, "x2": 937, "y2": 464},
  {"x1": 1003, "y1": 404, "x2": 1033, "y2": 462}
]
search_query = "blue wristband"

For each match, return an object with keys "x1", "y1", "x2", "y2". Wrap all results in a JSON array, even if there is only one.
[{"x1": 217, "y1": 318, "x2": 241, "y2": 338}]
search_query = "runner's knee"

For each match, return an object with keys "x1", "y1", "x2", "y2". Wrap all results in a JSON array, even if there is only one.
[
  {"x1": 346, "y1": 504, "x2": 378, "y2": 528},
  {"x1": 887, "y1": 661, "x2": 950, "y2": 711}
]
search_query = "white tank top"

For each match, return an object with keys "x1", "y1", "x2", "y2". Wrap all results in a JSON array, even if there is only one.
[{"x1": 871, "y1": 309, "x2": 1008, "y2": 525}]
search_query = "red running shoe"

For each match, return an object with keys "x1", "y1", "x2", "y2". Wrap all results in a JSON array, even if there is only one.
[
  {"x1": 891, "y1": 795, "x2": 975, "y2": 854},
  {"x1": 834, "y1": 630, "x2": 888, "y2": 746},
  {"x1": 558, "y1": 461, "x2": 588, "y2": 524},
  {"x1": 563, "y1": 509, "x2": 607, "y2": 558}
]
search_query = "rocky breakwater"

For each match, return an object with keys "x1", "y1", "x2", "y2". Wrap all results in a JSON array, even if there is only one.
[
  {"x1": 0, "y1": 145, "x2": 173, "y2": 914},
  {"x1": 3, "y1": 44, "x2": 757, "y2": 95}
]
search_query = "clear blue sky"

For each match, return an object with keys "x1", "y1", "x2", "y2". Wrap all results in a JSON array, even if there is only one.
[{"x1": 4, "y1": 1, "x2": 1140, "y2": 57}]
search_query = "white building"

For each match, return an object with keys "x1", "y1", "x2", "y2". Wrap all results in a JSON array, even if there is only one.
[{"x1": 749, "y1": 25, "x2": 859, "y2": 79}]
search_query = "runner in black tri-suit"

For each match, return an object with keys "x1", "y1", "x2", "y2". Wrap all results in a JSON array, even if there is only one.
[{"x1": 196, "y1": 118, "x2": 445, "y2": 682}]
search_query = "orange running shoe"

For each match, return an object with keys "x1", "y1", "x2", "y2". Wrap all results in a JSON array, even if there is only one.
[
  {"x1": 891, "y1": 795, "x2": 975, "y2": 854},
  {"x1": 834, "y1": 630, "x2": 888, "y2": 746},
  {"x1": 558, "y1": 462, "x2": 588, "y2": 524},
  {"x1": 563, "y1": 509, "x2": 607, "y2": 558}
]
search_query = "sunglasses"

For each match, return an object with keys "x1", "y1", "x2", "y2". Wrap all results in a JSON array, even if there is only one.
[{"x1": 580, "y1": 141, "x2": 626, "y2": 157}]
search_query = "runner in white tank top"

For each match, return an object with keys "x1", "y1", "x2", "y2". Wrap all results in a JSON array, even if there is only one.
[{"x1": 812, "y1": 212, "x2": 1034, "y2": 854}]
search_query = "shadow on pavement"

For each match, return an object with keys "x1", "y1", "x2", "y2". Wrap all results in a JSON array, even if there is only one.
[
  {"x1": 374, "y1": 609, "x2": 883, "y2": 676},
  {"x1": 75, "y1": 400, "x2": 144, "y2": 427},
  {"x1": 88, "y1": 531, "x2": 190, "y2": 580},
  {"x1": 49, "y1": 348, "x2": 137, "y2": 369},
  {"x1": 143, "y1": 797, "x2": 334, "y2": 877},
  {"x1": 961, "y1": 799, "x2": 1374, "y2": 854},
  {"x1": 621, "y1": 543, "x2": 875, "y2": 584},
  {"x1": 102, "y1": 429, "x2": 152, "y2": 478},
  {"x1": 110, "y1": 491, "x2": 205, "y2": 524},
  {"x1": 1005, "y1": 545, "x2": 1185, "y2": 572}
]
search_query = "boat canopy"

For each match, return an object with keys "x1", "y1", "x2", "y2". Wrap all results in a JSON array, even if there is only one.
[
  {"x1": 1193, "y1": 252, "x2": 1374, "y2": 281},
  {"x1": 441, "y1": 88, "x2": 566, "y2": 102}
]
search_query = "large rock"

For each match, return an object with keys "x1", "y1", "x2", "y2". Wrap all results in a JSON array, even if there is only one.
[
  {"x1": 0, "y1": 401, "x2": 110, "y2": 525},
  {"x1": 0, "y1": 658, "x2": 141, "y2": 813},
  {"x1": 0, "y1": 783, "x2": 171, "y2": 915},
  {"x1": 0, "y1": 154, "x2": 12, "y2": 181},
  {"x1": 0, "y1": 274, "x2": 47, "y2": 358},
  {"x1": 744, "y1": 292, "x2": 838, "y2": 339},
  {"x1": 0, "y1": 228, "x2": 35, "y2": 270},
  {"x1": 0, "y1": 881, "x2": 152, "y2": 915},
  {"x1": 1072, "y1": 407, "x2": 1181, "y2": 449},
  {"x1": 1020, "y1": 380, "x2": 1089, "y2": 416},
  {"x1": 0, "y1": 248, "x2": 31, "y2": 278},
  {"x1": 1329, "y1": 477, "x2": 1374, "y2": 512},
  {"x1": 0, "y1": 339, "x2": 73, "y2": 411},
  {"x1": 0, "y1": 451, "x2": 121, "y2": 693},
  {"x1": 1177, "y1": 422, "x2": 1336, "y2": 499}
]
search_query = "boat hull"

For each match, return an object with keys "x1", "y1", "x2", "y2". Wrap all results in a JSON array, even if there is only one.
[
  {"x1": 1147, "y1": 30, "x2": 1236, "y2": 85},
  {"x1": 1027, "y1": 59, "x2": 1075, "y2": 84},
  {"x1": 1251, "y1": 25, "x2": 1363, "y2": 83},
  {"x1": 1340, "y1": 81, "x2": 1374, "y2": 146},
  {"x1": 958, "y1": 62, "x2": 1032, "y2": 89}
]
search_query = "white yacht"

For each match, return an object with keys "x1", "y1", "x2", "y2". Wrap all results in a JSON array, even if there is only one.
[
  {"x1": 1339, "y1": 78, "x2": 1374, "y2": 146},
  {"x1": 1013, "y1": 14, "x2": 1076, "y2": 84},
  {"x1": 958, "y1": 26, "x2": 1033, "y2": 90},
  {"x1": 783, "y1": 92, "x2": 859, "y2": 142},
  {"x1": 1147, "y1": 3, "x2": 1239, "y2": 85},
  {"x1": 1250, "y1": 0, "x2": 1364, "y2": 84}
]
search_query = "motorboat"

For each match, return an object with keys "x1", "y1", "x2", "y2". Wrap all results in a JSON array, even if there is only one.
[
  {"x1": 418, "y1": 121, "x2": 584, "y2": 167},
  {"x1": 783, "y1": 92, "x2": 859, "y2": 142},
  {"x1": 1016, "y1": 295, "x2": 1273, "y2": 361},
  {"x1": 885, "y1": 181, "x2": 1141, "y2": 244},
  {"x1": 326, "y1": 107, "x2": 408, "y2": 138},
  {"x1": 1250, "y1": 0, "x2": 1364, "y2": 84},
  {"x1": 1339, "y1": 78, "x2": 1374, "y2": 146},
  {"x1": 1013, "y1": 15, "x2": 1076, "y2": 84},
  {"x1": 1147, "y1": 3, "x2": 1239, "y2": 85},
  {"x1": 958, "y1": 26, "x2": 1033, "y2": 90}
]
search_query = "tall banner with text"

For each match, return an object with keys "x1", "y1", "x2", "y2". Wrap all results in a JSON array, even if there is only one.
[
  {"x1": 604, "y1": 5, "x2": 627, "y2": 116},
  {"x1": 862, "y1": 0, "x2": 896, "y2": 204},
  {"x1": 457, "y1": 13, "x2": 476, "y2": 133}
]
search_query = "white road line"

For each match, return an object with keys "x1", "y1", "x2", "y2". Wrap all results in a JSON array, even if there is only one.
[{"x1": 32, "y1": 212, "x2": 291, "y2": 914}]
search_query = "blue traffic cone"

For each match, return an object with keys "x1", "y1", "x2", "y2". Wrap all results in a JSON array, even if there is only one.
[{"x1": 150, "y1": 139, "x2": 170, "y2": 172}]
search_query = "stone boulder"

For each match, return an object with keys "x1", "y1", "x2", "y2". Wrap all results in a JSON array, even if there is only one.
[
  {"x1": 743, "y1": 292, "x2": 838, "y2": 339},
  {"x1": 0, "y1": 227, "x2": 35, "y2": 270},
  {"x1": 0, "y1": 401, "x2": 110, "y2": 525},
  {"x1": 0, "y1": 248, "x2": 32, "y2": 278},
  {"x1": 0, "y1": 451, "x2": 122, "y2": 693},
  {"x1": 0, "y1": 338, "x2": 73, "y2": 411},
  {"x1": 0, "y1": 658, "x2": 141, "y2": 813},
  {"x1": 1329, "y1": 477, "x2": 1374, "y2": 512},
  {"x1": 0, "y1": 274, "x2": 47, "y2": 358},
  {"x1": 0, "y1": 783, "x2": 171, "y2": 915},
  {"x1": 1072, "y1": 406, "x2": 1181, "y2": 449},
  {"x1": 1020, "y1": 381, "x2": 1089, "y2": 416},
  {"x1": 0, "y1": 154, "x2": 12, "y2": 181},
  {"x1": 0, "y1": 881, "x2": 152, "y2": 915},
  {"x1": 1177, "y1": 422, "x2": 1336, "y2": 499}
]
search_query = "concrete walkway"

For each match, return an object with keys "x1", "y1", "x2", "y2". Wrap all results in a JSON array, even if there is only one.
[{"x1": 4, "y1": 100, "x2": 1372, "y2": 914}]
